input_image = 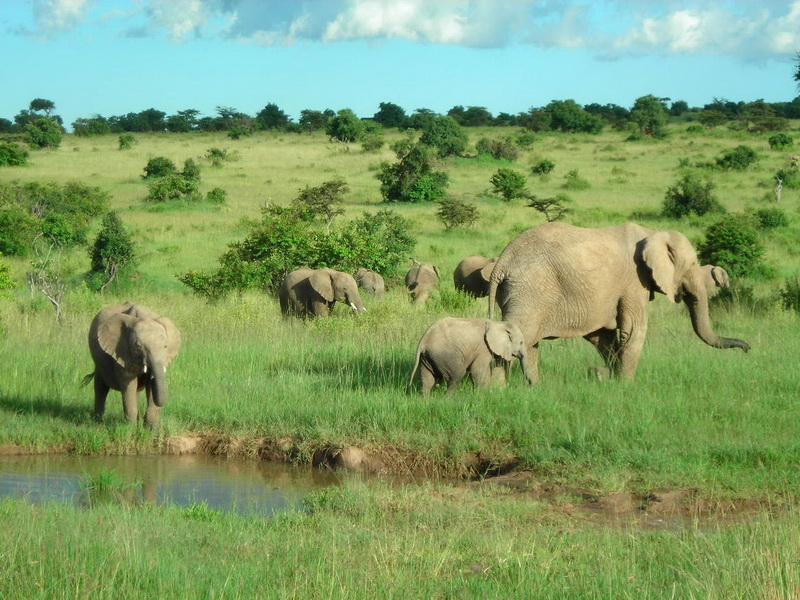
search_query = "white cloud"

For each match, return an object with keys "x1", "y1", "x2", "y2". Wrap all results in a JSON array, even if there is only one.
[
  {"x1": 767, "y1": 1, "x2": 800, "y2": 53},
  {"x1": 33, "y1": 0, "x2": 91, "y2": 33},
  {"x1": 143, "y1": 0, "x2": 210, "y2": 41}
]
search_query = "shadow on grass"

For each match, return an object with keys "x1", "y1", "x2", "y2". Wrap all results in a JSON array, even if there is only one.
[{"x1": 0, "y1": 393, "x2": 92, "y2": 424}]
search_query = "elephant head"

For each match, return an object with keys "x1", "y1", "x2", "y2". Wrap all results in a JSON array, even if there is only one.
[
  {"x1": 640, "y1": 231, "x2": 748, "y2": 352},
  {"x1": 406, "y1": 262, "x2": 440, "y2": 305},
  {"x1": 484, "y1": 320, "x2": 531, "y2": 384},
  {"x1": 310, "y1": 269, "x2": 366, "y2": 312},
  {"x1": 700, "y1": 264, "x2": 730, "y2": 297},
  {"x1": 97, "y1": 309, "x2": 181, "y2": 407}
]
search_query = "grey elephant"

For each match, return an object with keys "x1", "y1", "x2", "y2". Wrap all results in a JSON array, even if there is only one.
[
  {"x1": 453, "y1": 255, "x2": 498, "y2": 298},
  {"x1": 86, "y1": 303, "x2": 181, "y2": 429},
  {"x1": 405, "y1": 261, "x2": 440, "y2": 305},
  {"x1": 279, "y1": 267, "x2": 366, "y2": 318},
  {"x1": 700, "y1": 264, "x2": 729, "y2": 297},
  {"x1": 488, "y1": 222, "x2": 749, "y2": 382},
  {"x1": 354, "y1": 268, "x2": 385, "y2": 298},
  {"x1": 407, "y1": 317, "x2": 531, "y2": 395}
]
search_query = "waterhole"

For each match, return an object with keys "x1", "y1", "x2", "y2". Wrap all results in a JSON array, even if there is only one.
[{"x1": 0, "y1": 454, "x2": 340, "y2": 516}]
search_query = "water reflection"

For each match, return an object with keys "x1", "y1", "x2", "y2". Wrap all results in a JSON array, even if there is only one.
[{"x1": 0, "y1": 455, "x2": 340, "y2": 516}]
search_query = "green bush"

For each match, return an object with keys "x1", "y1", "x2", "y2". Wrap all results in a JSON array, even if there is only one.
[
  {"x1": 142, "y1": 156, "x2": 177, "y2": 179},
  {"x1": 775, "y1": 168, "x2": 800, "y2": 189},
  {"x1": 0, "y1": 142, "x2": 29, "y2": 166},
  {"x1": 531, "y1": 159, "x2": 555, "y2": 175},
  {"x1": 698, "y1": 214, "x2": 765, "y2": 278},
  {"x1": 25, "y1": 117, "x2": 62, "y2": 149},
  {"x1": 662, "y1": 172, "x2": 724, "y2": 218},
  {"x1": 475, "y1": 137, "x2": 519, "y2": 161},
  {"x1": 88, "y1": 211, "x2": 137, "y2": 291},
  {"x1": 779, "y1": 276, "x2": 800, "y2": 313},
  {"x1": 562, "y1": 169, "x2": 590, "y2": 191},
  {"x1": 715, "y1": 145, "x2": 758, "y2": 170},
  {"x1": 420, "y1": 116, "x2": 468, "y2": 158},
  {"x1": 0, "y1": 260, "x2": 14, "y2": 297},
  {"x1": 182, "y1": 158, "x2": 201, "y2": 181},
  {"x1": 490, "y1": 168, "x2": 527, "y2": 201},
  {"x1": 118, "y1": 133, "x2": 137, "y2": 150},
  {"x1": 206, "y1": 147, "x2": 232, "y2": 166},
  {"x1": 377, "y1": 141, "x2": 449, "y2": 203},
  {"x1": 754, "y1": 207, "x2": 788, "y2": 229},
  {"x1": 206, "y1": 188, "x2": 227, "y2": 205},
  {"x1": 768, "y1": 133, "x2": 793, "y2": 150},
  {"x1": 515, "y1": 132, "x2": 536, "y2": 147},
  {"x1": 436, "y1": 198, "x2": 478, "y2": 229},
  {"x1": 146, "y1": 173, "x2": 199, "y2": 203}
]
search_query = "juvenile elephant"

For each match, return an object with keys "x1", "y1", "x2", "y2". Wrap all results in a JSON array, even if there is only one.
[
  {"x1": 407, "y1": 318, "x2": 531, "y2": 395},
  {"x1": 86, "y1": 303, "x2": 181, "y2": 430},
  {"x1": 453, "y1": 255, "x2": 497, "y2": 298},
  {"x1": 279, "y1": 267, "x2": 366, "y2": 318},
  {"x1": 700, "y1": 264, "x2": 730, "y2": 297},
  {"x1": 354, "y1": 268, "x2": 385, "y2": 298},
  {"x1": 488, "y1": 222, "x2": 749, "y2": 382},
  {"x1": 405, "y1": 261, "x2": 440, "y2": 305}
]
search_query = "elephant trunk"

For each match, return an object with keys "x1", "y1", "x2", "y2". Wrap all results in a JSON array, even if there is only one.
[
  {"x1": 149, "y1": 360, "x2": 168, "y2": 407},
  {"x1": 683, "y1": 280, "x2": 750, "y2": 352},
  {"x1": 516, "y1": 347, "x2": 534, "y2": 386}
]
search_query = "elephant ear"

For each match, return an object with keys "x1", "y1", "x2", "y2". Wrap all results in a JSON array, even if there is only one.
[
  {"x1": 711, "y1": 266, "x2": 729, "y2": 288},
  {"x1": 479, "y1": 259, "x2": 497, "y2": 283},
  {"x1": 97, "y1": 313, "x2": 139, "y2": 369},
  {"x1": 156, "y1": 317, "x2": 181, "y2": 364},
  {"x1": 641, "y1": 231, "x2": 681, "y2": 303},
  {"x1": 485, "y1": 322, "x2": 513, "y2": 361},
  {"x1": 309, "y1": 270, "x2": 335, "y2": 303}
]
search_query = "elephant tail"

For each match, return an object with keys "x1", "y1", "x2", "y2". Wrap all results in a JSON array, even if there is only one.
[
  {"x1": 80, "y1": 372, "x2": 95, "y2": 387},
  {"x1": 487, "y1": 265, "x2": 503, "y2": 321},
  {"x1": 406, "y1": 350, "x2": 422, "y2": 394}
]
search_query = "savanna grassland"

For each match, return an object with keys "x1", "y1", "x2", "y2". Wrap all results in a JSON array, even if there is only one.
[{"x1": 1, "y1": 125, "x2": 799, "y2": 599}]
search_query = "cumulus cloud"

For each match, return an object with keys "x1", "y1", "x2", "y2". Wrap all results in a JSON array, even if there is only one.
[{"x1": 32, "y1": 0, "x2": 91, "y2": 34}]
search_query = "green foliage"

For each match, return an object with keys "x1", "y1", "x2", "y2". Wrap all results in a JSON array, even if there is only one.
[
  {"x1": 775, "y1": 167, "x2": 800, "y2": 189},
  {"x1": 715, "y1": 145, "x2": 757, "y2": 170},
  {"x1": 0, "y1": 260, "x2": 15, "y2": 297},
  {"x1": 326, "y1": 109, "x2": 364, "y2": 149},
  {"x1": 697, "y1": 110, "x2": 727, "y2": 128},
  {"x1": 527, "y1": 193, "x2": 572, "y2": 222},
  {"x1": 206, "y1": 187, "x2": 227, "y2": 205},
  {"x1": 377, "y1": 140, "x2": 448, "y2": 203},
  {"x1": 662, "y1": 172, "x2": 723, "y2": 218},
  {"x1": 490, "y1": 168, "x2": 527, "y2": 201},
  {"x1": 118, "y1": 133, "x2": 137, "y2": 150},
  {"x1": 205, "y1": 147, "x2": 234, "y2": 167},
  {"x1": 531, "y1": 159, "x2": 555, "y2": 174},
  {"x1": 515, "y1": 132, "x2": 536, "y2": 147},
  {"x1": 0, "y1": 181, "x2": 109, "y2": 255},
  {"x1": 146, "y1": 173, "x2": 199, "y2": 203},
  {"x1": 754, "y1": 207, "x2": 788, "y2": 229},
  {"x1": 179, "y1": 206, "x2": 415, "y2": 298},
  {"x1": 419, "y1": 116, "x2": 468, "y2": 158},
  {"x1": 562, "y1": 169, "x2": 590, "y2": 191},
  {"x1": 373, "y1": 102, "x2": 407, "y2": 128},
  {"x1": 436, "y1": 197, "x2": 478, "y2": 229},
  {"x1": 475, "y1": 137, "x2": 519, "y2": 161},
  {"x1": 72, "y1": 116, "x2": 110, "y2": 137},
  {"x1": 779, "y1": 276, "x2": 800, "y2": 313},
  {"x1": 182, "y1": 158, "x2": 201, "y2": 181},
  {"x1": 698, "y1": 214, "x2": 765, "y2": 278},
  {"x1": 768, "y1": 133, "x2": 794, "y2": 150},
  {"x1": 25, "y1": 117, "x2": 63, "y2": 149},
  {"x1": 360, "y1": 122, "x2": 385, "y2": 152},
  {"x1": 88, "y1": 211, "x2": 137, "y2": 290},
  {"x1": 183, "y1": 501, "x2": 223, "y2": 522},
  {"x1": 0, "y1": 142, "x2": 29, "y2": 166},
  {"x1": 291, "y1": 178, "x2": 348, "y2": 228},
  {"x1": 79, "y1": 468, "x2": 139, "y2": 493},
  {"x1": 255, "y1": 103, "x2": 290, "y2": 130},
  {"x1": 142, "y1": 156, "x2": 177, "y2": 179},
  {"x1": 630, "y1": 95, "x2": 669, "y2": 138},
  {"x1": 543, "y1": 100, "x2": 605, "y2": 134}
]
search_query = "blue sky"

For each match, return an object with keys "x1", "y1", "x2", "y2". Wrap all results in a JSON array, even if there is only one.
[{"x1": 1, "y1": 0, "x2": 799, "y2": 130}]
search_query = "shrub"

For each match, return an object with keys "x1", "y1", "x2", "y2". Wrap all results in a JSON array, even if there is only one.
[
  {"x1": 361, "y1": 133, "x2": 385, "y2": 153},
  {"x1": 562, "y1": 169, "x2": 590, "y2": 190},
  {"x1": 490, "y1": 168, "x2": 527, "y2": 201},
  {"x1": 182, "y1": 158, "x2": 201, "y2": 181},
  {"x1": 0, "y1": 260, "x2": 14, "y2": 297},
  {"x1": 531, "y1": 159, "x2": 555, "y2": 175},
  {"x1": 25, "y1": 117, "x2": 62, "y2": 149},
  {"x1": 291, "y1": 178, "x2": 347, "y2": 228},
  {"x1": 516, "y1": 132, "x2": 536, "y2": 147},
  {"x1": 377, "y1": 141, "x2": 448, "y2": 203},
  {"x1": 436, "y1": 198, "x2": 478, "y2": 229},
  {"x1": 775, "y1": 168, "x2": 800, "y2": 189},
  {"x1": 527, "y1": 194, "x2": 572, "y2": 222},
  {"x1": 206, "y1": 188, "x2": 227, "y2": 205},
  {"x1": 206, "y1": 147, "x2": 231, "y2": 167},
  {"x1": 142, "y1": 156, "x2": 177, "y2": 179},
  {"x1": 118, "y1": 133, "x2": 137, "y2": 150},
  {"x1": 662, "y1": 172, "x2": 724, "y2": 218},
  {"x1": 0, "y1": 142, "x2": 29, "y2": 166},
  {"x1": 475, "y1": 137, "x2": 519, "y2": 161},
  {"x1": 420, "y1": 116, "x2": 468, "y2": 158},
  {"x1": 754, "y1": 207, "x2": 788, "y2": 229},
  {"x1": 88, "y1": 211, "x2": 137, "y2": 291},
  {"x1": 326, "y1": 109, "x2": 363, "y2": 149},
  {"x1": 715, "y1": 145, "x2": 757, "y2": 170},
  {"x1": 779, "y1": 276, "x2": 800, "y2": 314},
  {"x1": 768, "y1": 133, "x2": 793, "y2": 150},
  {"x1": 146, "y1": 174, "x2": 199, "y2": 203},
  {"x1": 698, "y1": 214, "x2": 765, "y2": 278},
  {"x1": 630, "y1": 95, "x2": 669, "y2": 138}
]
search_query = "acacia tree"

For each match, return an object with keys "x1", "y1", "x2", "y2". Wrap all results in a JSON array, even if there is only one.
[
  {"x1": 630, "y1": 95, "x2": 669, "y2": 138},
  {"x1": 326, "y1": 109, "x2": 364, "y2": 150}
]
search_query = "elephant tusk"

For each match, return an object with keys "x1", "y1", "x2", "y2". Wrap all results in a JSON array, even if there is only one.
[
  {"x1": 350, "y1": 302, "x2": 358, "y2": 311},
  {"x1": 143, "y1": 364, "x2": 147, "y2": 374}
]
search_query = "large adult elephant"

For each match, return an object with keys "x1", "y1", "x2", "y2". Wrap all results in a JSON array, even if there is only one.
[
  {"x1": 453, "y1": 255, "x2": 497, "y2": 298},
  {"x1": 87, "y1": 303, "x2": 181, "y2": 429},
  {"x1": 279, "y1": 267, "x2": 366, "y2": 318},
  {"x1": 405, "y1": 261, "x2": 440, "y2": 305},
  {"x1": 488, "y1": 222, "x2": 750, "y2": 382}
]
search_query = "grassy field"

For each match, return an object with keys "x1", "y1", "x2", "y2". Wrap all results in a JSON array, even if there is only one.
[{"x1": 1, "y1": 125, "x2": 799, "y2": 597}]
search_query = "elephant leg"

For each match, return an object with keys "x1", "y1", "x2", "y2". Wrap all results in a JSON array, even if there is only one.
[
  {"x1": 444, "y1": 376, "x2": 464, "y2": 395},
  {"x1": 469, "y1": 356, "x2": 494, "y2": 388},
  {"x1": 615, "y1": 317, "x2": 648, "y2": 379},
  {"x1": 420, "y1": 365, "x2": 437, "y2": 395},
  {"x1": 144, "y1": 384, "x2": 161, "y2": 431},
  {"x1": 121, "y1": 380, "x2": 139, "y2": 424},
  {"x1": 521, "y1": 342, "x2": 540, "y2": 384},
  {"x1": 584, "y1": 329, "x2": 620, "y2": 373},
  {"x1": 93, "y1": 376, "x2": 110, "y2": 421}
]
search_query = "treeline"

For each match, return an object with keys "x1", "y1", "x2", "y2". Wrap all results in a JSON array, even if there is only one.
[{"x1": 2, "y1": 95, "x2": 800, "y2": 137}]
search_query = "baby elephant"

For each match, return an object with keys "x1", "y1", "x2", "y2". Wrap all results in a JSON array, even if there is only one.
[{"x1": 408, "y1": 318, "x2": 531, "y2": 395}]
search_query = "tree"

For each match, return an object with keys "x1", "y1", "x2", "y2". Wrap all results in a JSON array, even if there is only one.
[
  {"x1": 89, "y1": 211, "x2": 137, "y2": 292},
  {"x1": 490, "y1": 168, "x2": 527, "y2": 201},
  {"x1": 527, "y1": 194, "x2": 572, "y2": 222},
  {"x1": 420, "y1": 115, "x2": 468, "y2": 158},
  {"x1": 630, "y1": 95, "x2": 669, "y2": 137},
  {"x1": 256, "y1": 103, "x2": 291, "y2": 130},
  {"x1": 25, "y1": 117, "x2": 63, "y2": 149},
  {"x1": 291, "y1": 178, "x2": 348, "y2": 233},
  {"x1": 436, "y1": 198, "x2": 478, "y2": 229},
  {"x1": 326, "y1": 109, "x2": 363, "y2": 149},
  {"x1": 544, "y1": 100, "x2": 604, "y2": 134},
  {"x1": 662, "y1": 172, "x2": 723, "y2": 218},
  {"x1": 460, "y1": 106, "x2": 493, "y2": 127},
  {"x1": 72, "y1": 116, "x2": 110, "y2": 136},
  {"x1": 698, "y1": 214, "x2": 765, "y2": 278},
  {"x1": 373, "y1": 102, "x2": 407, "y2": 128},
  {"x1": 377, "y1": 138, "x2": 449, "y2": 203},
  {"x1": 669, "y1": 100, "x2": 689, "y2": 117},
  {"x1": 407, "y1": 108, "x2": 437, "y2": 130},
  {"x1": 29, "y1": 98, "x2": 55, "y2": 116},
  {"x1": 299, "y1": 109, "x2": 333, "y2": 132}
]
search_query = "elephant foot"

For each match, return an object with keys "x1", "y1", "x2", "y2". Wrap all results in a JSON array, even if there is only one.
[{"x1": 587, "y1": 366, "x2": 611, "y2": 381}]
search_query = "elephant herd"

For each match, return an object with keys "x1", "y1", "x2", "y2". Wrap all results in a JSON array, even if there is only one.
[{"x1": 87, "y1": 222, "x2": 749, "y2": 428}]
